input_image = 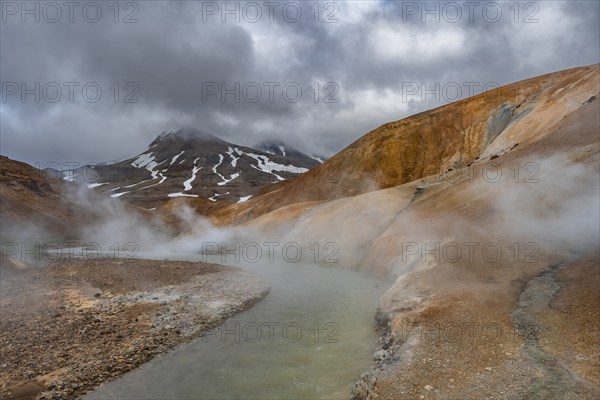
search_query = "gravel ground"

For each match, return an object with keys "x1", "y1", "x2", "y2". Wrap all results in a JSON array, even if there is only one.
[
  {"x1": 0, "y1": 257, "x2": 269, "y2": 399},
  {"x1": 351, "y1": 253, "x2": 600, "y2": 400}
]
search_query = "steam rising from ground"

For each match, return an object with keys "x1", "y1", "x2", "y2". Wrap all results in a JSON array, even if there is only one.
[
  {"x1": 481, "y1": 155, "x2": 600, "y2": 254},
  {"x1": 67, "y1": 185, "x2": 173, "y2": 247},
  {"x1": 3, "y1": 153, "x2": 597, "y2": 276},
  {"x1": 153, "y1": 153, "x2": 600, "y2": 276}
]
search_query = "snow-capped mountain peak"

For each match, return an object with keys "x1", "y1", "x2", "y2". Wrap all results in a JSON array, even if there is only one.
[{"x1": 75, "y1": 130, "x2": 323, "y2": 209}]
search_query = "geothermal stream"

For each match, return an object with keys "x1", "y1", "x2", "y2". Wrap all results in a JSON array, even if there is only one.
[{"x1": 86, "y1": 252, "x2": 388, "y2": 399}]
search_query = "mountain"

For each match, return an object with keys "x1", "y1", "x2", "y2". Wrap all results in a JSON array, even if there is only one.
[
  {"x1": 0, "y1": 155, "x2": 100, "y2": 241},
  {"x1": 1, "y1": 155, "x2": 76, "y2": 239},
  {"x1": 209, "y1": 64, "x2": 600, "y2": 225},
  {"x1": 0, "y1": 155, "x2": 162, "y2": 245},
  {"x1": 69, "y1": 129, "x2": 321, "y2": 209}
]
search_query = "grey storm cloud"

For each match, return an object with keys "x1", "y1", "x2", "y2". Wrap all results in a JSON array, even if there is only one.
[{"x1": 1, "y1": 0, "x2": 599, "y2": 166}]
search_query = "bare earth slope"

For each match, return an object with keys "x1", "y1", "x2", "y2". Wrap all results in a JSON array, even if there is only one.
[
  {"x1": 0, "y1": 155, "x2": 79, "y2": 239},
  {"x1": 219, "y1": 65, "x2": 599, "y2": 399},
  {"x1": 209, "y1": 65, "x2": 599, "y2": 225},
  {"x1": 0, "y1": 155, "x2": 160, "y2": 244}
]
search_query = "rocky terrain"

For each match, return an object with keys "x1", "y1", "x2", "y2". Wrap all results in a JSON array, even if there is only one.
[{"x1": 0, "y1": 258, "x2": 269, "y2": 399}]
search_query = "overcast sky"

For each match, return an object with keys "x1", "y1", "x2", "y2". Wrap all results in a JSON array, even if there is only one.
[{"x1": 1, "y1": 0, "x2": 599, "y2": 166}]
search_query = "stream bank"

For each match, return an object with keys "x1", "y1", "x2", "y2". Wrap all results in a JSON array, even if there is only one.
[{"x1": 0, "y1": 257, "x2": 269, "y2": 399}]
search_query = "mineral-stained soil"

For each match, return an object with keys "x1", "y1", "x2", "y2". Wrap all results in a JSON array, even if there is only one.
[
  {"x1": 0, "y1": 257, "x2": 269, "y2": 399},
  {"x1": 351, "y1": 251, "x2": 600, "y2": 400}
]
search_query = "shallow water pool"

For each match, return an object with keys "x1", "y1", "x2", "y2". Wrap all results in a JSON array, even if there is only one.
[{"x1": 86, "y1": 255, "x2": 387, "y2": 399}]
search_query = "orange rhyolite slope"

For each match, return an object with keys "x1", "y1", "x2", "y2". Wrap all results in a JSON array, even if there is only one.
[{"x1": 208, "y1": 65, "x2": 599, "y2": 225}]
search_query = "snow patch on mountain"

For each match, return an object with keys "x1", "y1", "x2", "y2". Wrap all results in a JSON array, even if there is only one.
[
  {"x1": 131, "y1": 152, "x2": 167, "y2": 181},
  {"x1": 168, "y1": 192, "x2": 199, "y2": 198},
  {"x1": 243, "y1": 151, "x2": 308, "y2": 181},
  {"x1": 212, "y1": 154, "x2": 226, "y2": 182},
  {"x1": 88, "y1": 182, "x2": 109, "y2": 189},
  {"x1": 183, "y1": 158, "x2": 202, "y2": 191},
  {"x1": 170, "y1": 150, "x2": 185, "y2": 165},
  {"x1": 131, "y1": 153, "x2": 155, "y2": 168},
  {"x1": 124, "y1": 179, "x2": 152, "y2": 189},
  {"x1": 209, "y1": 192, "x2": 230, "y2": 202},
  {"x1": 226, "y1": 147, "x2": 240, "y2": 168},
  {"x1": 63, "y1": 171, "x2": 78, "y2": 182},
  {"x1": 251, "y1": 164, "x2": 283, "y2": 181},
  {"x1": 218, "y1": 172, "x2": 240, "y2": 186}
]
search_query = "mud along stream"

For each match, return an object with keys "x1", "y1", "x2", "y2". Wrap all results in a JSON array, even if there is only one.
[{"x1": 85, "y1": 251, "x2": 388, "y2": 399}]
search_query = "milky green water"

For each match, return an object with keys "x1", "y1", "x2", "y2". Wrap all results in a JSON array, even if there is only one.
[{"x1": 86, "y1": 254, "x2": 387, "y2": 399}]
